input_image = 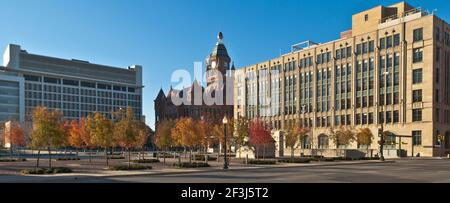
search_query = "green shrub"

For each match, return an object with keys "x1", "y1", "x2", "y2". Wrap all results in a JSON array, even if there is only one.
[
  {"x1": 131, "y1": 159, "x2": 160, "y2": 163},
  {"x1": 277, "y1": 158, "x2": 311, "y2": 164},
  {"x1": 21, "y1": 167, "x2": 72, "y2": 175},
  {"x1": 246, "y1": 160, "x2": 277, "y2": 165},
  {"x1": 191, "y1": 155, "x2": 217, "y2": 161},
  {"x1": 173, "y1": 162, "x2": 210, "y2": 168},
  {"x1": 0, "y1": 158, "x2": 27, "y2": 162},
  {"x1": 109, "y1": 156, "x2": 125, "y2": 159},
  {"x1": 109, "y1": 165, "x2": 152, "y2": 171},
  {"x1": 56, "y1": 157, "x2": 80, "y2": 161},
  {"x1": 156, "y1": 153, "x2": 179, "y2": 158}
]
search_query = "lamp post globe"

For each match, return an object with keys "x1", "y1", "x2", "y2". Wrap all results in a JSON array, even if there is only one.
[{"x1": 223, "y1": 115, "x2": 229, "y2": 170}]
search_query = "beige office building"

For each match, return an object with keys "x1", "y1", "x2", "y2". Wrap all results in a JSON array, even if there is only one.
[{"x1": 234, "y1": 2, "x2": 450, "y2": 157}]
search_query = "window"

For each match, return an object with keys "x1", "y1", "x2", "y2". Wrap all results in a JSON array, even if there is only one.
[
  {"x1": 386, "y1": 36, "x2": 393, "y2": 48},
  {"x1": 336, "y1": 49, "x2": 341, "y2": 60},
  {"x1": 436, "y1": 68, "x2": 440, "y2": 83},
  {"x1": 386, "y1": 111, "x2": 392, "y2": 123},
  {"x1": 436, "y1": 47, "x2": 440, "y2": 62},
  {"x1": 394, "y1": 34, "x2": 400, "y2": 46},
  {"x1": 364, "y1": 14, "x2": 369, "y2": 21},
  {"x1": 393, "y1": 110, "x2": 399, "y2": 123},
  {"x1": 413, "y1": 69, "x2": 422, "y2": 84},
  {"x1": 412, "y1": 109, "x2": 422, "y2": 122},
  {"x1": 369, "y1": 41, "x2": 374, "y2": 52},
  {"x1": 362, "y1": 42, "x2": 368, "y2": 54},
  {"x1": 380, "y1": 38, "x2": 386, "y2": 49},
  {"x1": 436, "y1": 27, "x2": 440, "y2": 41},
  {"x1": 356, "y1": 44, "x2": 362, "y2": 55},
  {"x1": 412, "y1": 131, "x2": 422, "y2": 146},
  {"x1": 347, "y1": 47, "x2": 352, "y2": 57},
  {"x1": 44, "y1": 77, "x2": 60, "y2": 84},
  {"x1": 63, "y1": 79, "x2": 79, "y2": 86},
  {"x1": 436, "y1": 89, "x2": 439, "y2": 103},
  {"x1": 413, "y1": 28, "x2": 423, "y2": 42},
  {"x1": 413, "y1": 48, "x2": 423, "y2": 63},
  {"x1": 436, "y1": 108, "x2": 440, "y2": 123},
  {"x1": 413, "y1": 90, "x2": 422, "y2": 102},
  {"x1": 24, "y1": 75, "x2": 40, "y2": 82}
]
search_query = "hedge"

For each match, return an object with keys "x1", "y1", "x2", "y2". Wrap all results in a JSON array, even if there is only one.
[
  {"x1": 56, "y1": 158, "x2": 80, "y2": 161},
  {"x1": 21, "y1": 167, "x2": 72, "y2": 175},
  {"x1": 246, "y1": 160, "x2": 277, "y2": 165},
  {"x1": 0, "y1": 158, "x2": 27, "y2": 162},
  {"x1": 109, "y1": 165, "x2": 152, "y2": 171},
  {"x1": 131, "y1": 159, "x2": 160, "y2": 163},
  {"x1": 173, "y1": 162, "x2": 210, "y2": 168},
  {"x1": 277, "y1": 158, "x2": 311, "y2": 164}
]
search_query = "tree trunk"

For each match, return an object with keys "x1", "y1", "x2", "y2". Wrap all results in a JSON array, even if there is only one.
[
  {"x1": 48, "y1": 147, "x2": 52, "y2": 168},
  {"x1": 128, "y1": 148, "x2": 131, "y2": 169},
  {"x1": 88, "y1": 148, "x2": 92, "y2": 163},
  {"x1": 238, "y1": 144, "x2": 242, "y2": 159},
  {"x1": 189, "y1": 149, "x2": 192, "y2": 164},
  {"x1": 291, "y1": 147, "x2": 294, "y2": 161},
  {"x1": 163, "y1": 150, "x2": 166, "y2": 164},
  {"x1": 10, "y1": 145, "x2": 13, "y2": 160},
  {"x1": 105, "y1": 148, "x2": 109, "y2": 166},
  {"x1": 36, "y1": 150, "x2": 41, "y2": 168},
  {"x1": 263, "y1": 144, "x2": 266, "y2": 159}
]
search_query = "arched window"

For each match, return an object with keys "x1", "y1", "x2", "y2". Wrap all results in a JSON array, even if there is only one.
[
  {"x1": 301, "y1": 135, "x2": 311, "y2": 149},
  {"x1": 318, "y1": 134, "x2": 329, "y2": 149}
]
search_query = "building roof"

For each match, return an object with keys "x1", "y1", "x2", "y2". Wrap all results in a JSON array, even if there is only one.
[{"x1": 210, "y1": 32, "x2": 230, "y2": 59}]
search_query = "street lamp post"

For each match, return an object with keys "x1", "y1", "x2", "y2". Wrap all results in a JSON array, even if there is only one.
[
  {"x1": 378, "y1": 71, "x2": 389, "y2": 162},
  {"x1": 223, "y1": 116, "x2": 229, "y2": 170}
]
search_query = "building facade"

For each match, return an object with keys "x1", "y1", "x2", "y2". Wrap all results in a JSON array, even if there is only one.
[
  {"x1": 0, "y1": 44, "x2": 143, "y2": 123},
  {"x1": 234, "y1": 2, "x2": 450, "y2": 157},
  {"x1": 155, "y1": 32, "x2": 234, "y2": 126}
]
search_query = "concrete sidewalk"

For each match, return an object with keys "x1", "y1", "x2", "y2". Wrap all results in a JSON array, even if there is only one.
[{"x1": 20, "y1": 160, "x2": 395, "y2": 179}]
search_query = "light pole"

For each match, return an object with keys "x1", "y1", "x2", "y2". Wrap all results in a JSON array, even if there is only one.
[
  {"x1": 438, "y1": 134, "x2": 444, "y2": 158},
  {"x1": 222, "y1": 115, "x2": 229, "y2": 170},
  {"x1": 378, "y1": 71, "x2": 389, "y2": 162}
]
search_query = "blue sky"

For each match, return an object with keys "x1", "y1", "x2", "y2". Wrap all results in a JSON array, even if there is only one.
[{"x1": 0, "y1": 0, "x2": 449, "y2": 129}]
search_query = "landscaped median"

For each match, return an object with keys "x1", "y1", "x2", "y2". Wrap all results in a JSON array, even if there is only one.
[
  {"x1": 21, "y1": 167, "x2": 72, "y2": 175},
  {"x1": 173, "y1": 162, "x2": 210, "y2": 168},
  {"x1": 245, "y1": 157, "x2": 383, "y2": 165},
  {"x1": 109, "y1": 164, "x2": 152, "y2": 171},
  {"x1": 0, "y1": 158, "x2": 27, "y2": 162}
]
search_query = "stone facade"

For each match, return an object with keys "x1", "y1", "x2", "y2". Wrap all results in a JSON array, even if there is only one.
[
  {"x1": 154, "y1": 33, "x2": 234, "y2": 127},
  {"x1": 234, "y1": 2, "x2": 450, "y2": 157}
]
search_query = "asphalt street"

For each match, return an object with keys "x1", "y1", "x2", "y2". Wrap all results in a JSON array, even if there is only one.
[{"x1": 1, "y1": 159, "x2": 449, "y2": 183}]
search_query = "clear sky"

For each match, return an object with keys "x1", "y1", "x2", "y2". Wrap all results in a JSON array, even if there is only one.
[{"x1": 1, "y1": 0, "x2": 449, "y2": 129}]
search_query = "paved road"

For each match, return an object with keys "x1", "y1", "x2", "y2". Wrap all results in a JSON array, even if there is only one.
[{"x1": 1, "y1": 159, "x2": 449, "y2": 183}]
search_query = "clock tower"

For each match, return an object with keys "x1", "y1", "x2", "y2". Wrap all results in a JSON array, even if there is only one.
[{"x1": 206, "y1": 32, "x2": 231, "y2": 87}]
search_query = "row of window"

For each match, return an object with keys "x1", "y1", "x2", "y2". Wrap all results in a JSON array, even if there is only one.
[{"x1": 24, "y1": 75, "x2": 137, "y2": 92}]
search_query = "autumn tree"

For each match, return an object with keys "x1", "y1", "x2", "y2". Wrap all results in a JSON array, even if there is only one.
[
  {"x1": 196, "y1": 119, "x2": 211, "y2": 154},
  {"x1": 330, "y1": 126, "x2": 355, "y2": 157},
  {"x1": 135, "y1": 121, "x2": 150, "y2": 161},
  {"x1": 356, "y1": 128, "x2": 374, "y2": 149},
  {"x1": 31, "y1": 106, "x2": 66, "y2": 168},
  {"x1": 284, "y1": 124, "x2": 297, "y2": 161},
  {"x1": 171, "y1": 118, "x2": 202, "y2": 163},
  {"x1": 249, "y1": 119, "x2": 274, "y2": 159},
  {"x1": 296, "y1": 125, "x2": 310, "y2": 155},
  {"x1": 155, "y1": 119, "x2": 174, "y2": 163},
  {"x1": 234, "y1": 117, "x2": 249, "y2": 159},
  {"x1": 67, "y1": 120, "x2": 83, "y2": 157},
  {"x1": 114, "y1": 107, "x2": 139, "y2": 168},
  {"x1": 81, "y1": 116, "x2": 94, "y2": 163},
  {"x1": 89, "y1": 112, "x2": 114, "y2": 166},
  {"x1": 7, "y1": 122, "x2": 26, "y2": 159}
]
